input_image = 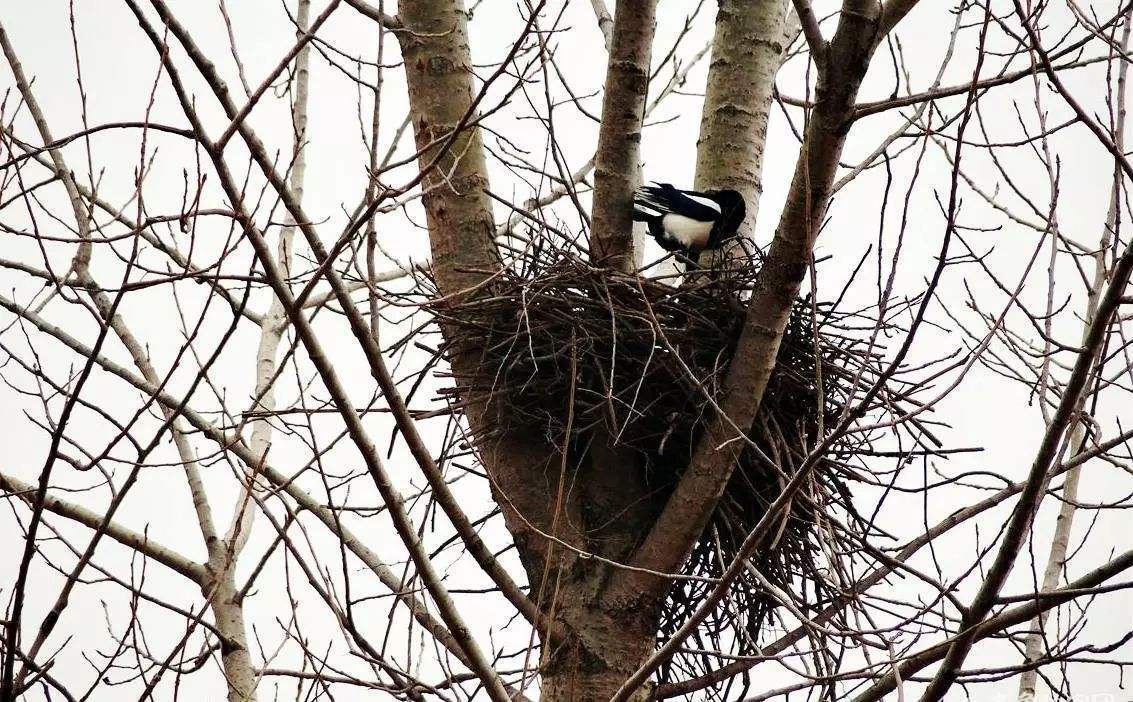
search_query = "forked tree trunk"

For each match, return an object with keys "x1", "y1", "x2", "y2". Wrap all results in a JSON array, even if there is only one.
[
  {"x1": 396, "y1": 1, "x2": 668, "y2": 697},
  {"x1": 395, "y1": 0, "x2": 593, "y2": 669},
  {"x1": 395, "y1": 0, "x2": 886, "y2": 698}
]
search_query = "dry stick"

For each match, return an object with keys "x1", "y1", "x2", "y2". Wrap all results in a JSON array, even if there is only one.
[
  {"x1": 227, "y1": 0, "x2": 313, "y2": 559},
  {"x1": 342, "y1": 0, "x2": 399, "y2": 29},
  {"x1": 850, "y1": 548, "x2": 1133, "y2": 702},
  {"x1": 124, "y1": 6, "x2": 512, "y2": 700},
  {"x1": 0, "y1": 291, "x2": 530, "y2": 702},
  {"x1": 0, "y1": 121, "x2": 194, "y2": 169},
  {"x1": 1017, "y1": 14, "x2": 1130, "y2": 700},
  {"x1": 909, "y1": 3, "x2": 1133, "y2": 698},
  {"x1": 517, "y1": 336, "x2": 578, "y2": 696},
  {"x1": 135, "y1": 0, "x2": 545, "y2": 634}
]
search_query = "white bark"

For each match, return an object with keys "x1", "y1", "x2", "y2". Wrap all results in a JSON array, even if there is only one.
[
  {"x1": 694, "y1": 0, "x2": 793, "y2": 270},
  {"x1": 227, "y1": 0, "x2": 312, "y2": 558}
]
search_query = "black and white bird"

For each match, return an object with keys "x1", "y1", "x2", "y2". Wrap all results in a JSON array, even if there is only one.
[{"x1": 632, "y1": 183, "x2": 746, "y2": 266}]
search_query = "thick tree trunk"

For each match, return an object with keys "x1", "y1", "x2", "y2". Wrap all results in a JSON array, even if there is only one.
[
  {"x1": 541, "y1": 612, "x2": 655, "y2": 702},
  {"x1": 397, "y1": 0, "x2": 499, "y2": 299},
  {"x1": 396, "y1": 0, "x2": 588, "y2": 616}
]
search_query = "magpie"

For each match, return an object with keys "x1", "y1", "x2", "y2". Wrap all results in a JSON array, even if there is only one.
[{"x1": 632, "y1": 183, "x2": 746, "y2": 266}]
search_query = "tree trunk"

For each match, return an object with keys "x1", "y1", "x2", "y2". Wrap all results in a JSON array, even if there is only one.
[
  {"x1": 588, "y1": 0, "x2": 657, "y2": 270},
  {"x1": 396, "y1": 0, "x2": 589, "y2": 608},
  {"x1": 202, "y1": 569, "x2": 257, "y2": 702},
  {"x1": 540, "y1": 614, "x2": 655, "y2": 702},
  {"x1": 397, "y1": 0, "x2": 499, "y2": 299},
  {"x1": 694, "y1": 0, "x2": 790, "y2": 236}
]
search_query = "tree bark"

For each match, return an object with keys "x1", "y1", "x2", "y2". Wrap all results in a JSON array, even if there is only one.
[
  {"x1": 588, "y1": 0, "x2": 657, "y2": 270},
  {"x1": 397, "y1": 0, "x2": 498, "y2": 299},
  {"x1": 693, "y1": 0, "x2": 790, "y2": 238},
  {"x1": 540, "y1": 607, "x2": 655, "y2": 702},
  {"x1": 395, "y1": 0, "x2": 591, "y2": 586},
  {"x1": 202, "y1": 571, "x2": 257, "y2": 702}
]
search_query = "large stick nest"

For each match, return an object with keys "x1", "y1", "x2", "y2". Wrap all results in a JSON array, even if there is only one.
[{"x1": 406, "y1": 230, "x2": 905, "y2": 691}]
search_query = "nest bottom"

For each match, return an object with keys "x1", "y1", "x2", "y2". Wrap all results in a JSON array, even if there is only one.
[{"x1": 426, "y1": 250, "x2": 862, "y2": 686}]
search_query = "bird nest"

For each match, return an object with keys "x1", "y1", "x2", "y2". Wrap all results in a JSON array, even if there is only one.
[{"x1": 402, "y1": 230, "x2": 906, "y2": 690}]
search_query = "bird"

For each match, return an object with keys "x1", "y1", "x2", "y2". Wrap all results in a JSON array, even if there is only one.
[{"x1": 631, "y1": 182, "x2": 746, "y2": 267}]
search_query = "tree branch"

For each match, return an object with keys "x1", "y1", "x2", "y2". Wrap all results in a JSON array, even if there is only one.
[
  {"x1": 587, "y1": 0, "x2": 657, "y2": 270},
  {"x1": 0, "y1": 472, "x2": 206, "y2": 583},
  {"x1": 0, "y1": 288, "x2": 535, "y2": 702},
  {"x1": 792, "y1": 0, "x2": 827, "y2": 65},
  {"x1": 135, "y1": 0, "x2": 548, "y2": 636},
  {"x1": 851, "y1": 546, "x2": 1133, "y2": 702}
]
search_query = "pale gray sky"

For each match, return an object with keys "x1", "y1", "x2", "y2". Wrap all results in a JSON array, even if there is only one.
[{"x1": 1, "y1": 1, "x2": 1130, "y2": 700}]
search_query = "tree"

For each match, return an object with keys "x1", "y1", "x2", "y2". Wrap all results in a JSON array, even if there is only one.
[{"x1": 1, "y1": 0, "x2": 1131, "y2": 701}]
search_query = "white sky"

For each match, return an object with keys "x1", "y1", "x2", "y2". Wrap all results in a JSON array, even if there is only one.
[{"x1": 1, "y1": 1, "x2": 1130, "y2": 700}]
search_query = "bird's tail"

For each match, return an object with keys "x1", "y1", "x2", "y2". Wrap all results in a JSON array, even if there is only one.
[{"x1": 632, "y1": 185, "x2": 665, "y2": 222}]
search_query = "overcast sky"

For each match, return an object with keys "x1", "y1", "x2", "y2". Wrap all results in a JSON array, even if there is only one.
[{"x1": 1, "y1": 1, "x2": 1130, "y2": 700}]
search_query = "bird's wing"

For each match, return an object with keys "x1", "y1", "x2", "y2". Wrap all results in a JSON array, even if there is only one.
[
  {"x1": 678, "y1": 190, "x2": 723, "y2": 215},
  {"x1": 635, "y1": 184, "x2": 721, "y2": 222}
]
